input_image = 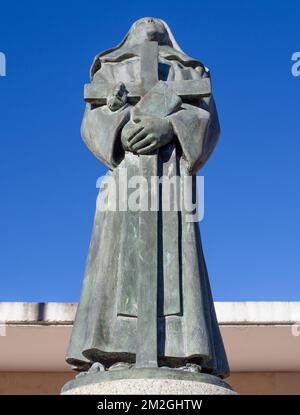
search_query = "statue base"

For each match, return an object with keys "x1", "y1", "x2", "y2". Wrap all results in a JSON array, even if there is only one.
[{"x1": 61, "y1": 368, "x2": 237, "y2": 395}]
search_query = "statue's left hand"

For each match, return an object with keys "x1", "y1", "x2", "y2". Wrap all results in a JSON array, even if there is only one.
[{"x1": 121, "y1": 116, "x2": 174, "y2": 154}]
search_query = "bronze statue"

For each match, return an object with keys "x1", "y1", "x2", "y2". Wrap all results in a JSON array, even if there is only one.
[{"x1": 65, "y1": 17, "x2": 229, "y2": 384}]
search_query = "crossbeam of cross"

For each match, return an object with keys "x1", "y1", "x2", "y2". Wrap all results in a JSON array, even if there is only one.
[{"x1": 84, "y1": 78, "x2": 211, "y2": 105}]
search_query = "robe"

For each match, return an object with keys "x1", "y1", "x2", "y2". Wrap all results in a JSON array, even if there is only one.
[{"x1": 66, "y1": 44, "x2": 229, "y2": 378}]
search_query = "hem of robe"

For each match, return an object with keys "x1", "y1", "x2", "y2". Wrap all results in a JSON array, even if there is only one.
[{"x1": 66, "y1": 349, "x2": 229, "y2": 379}]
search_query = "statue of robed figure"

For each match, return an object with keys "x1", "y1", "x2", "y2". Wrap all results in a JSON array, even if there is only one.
[{"x1": 66, "y1": 17, "x2": 229, "y2": 379}]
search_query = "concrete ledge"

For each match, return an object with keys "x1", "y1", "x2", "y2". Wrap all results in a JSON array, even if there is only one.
[
  {"x1": 215, "y1": 302, "x2": 300, "y2": 325},
  {"x1": 1, "y1": 301, "x2": 300, "y2": 325},
  {"x1": 0, "y1": 302, "x2": 76, "y2": 324}
]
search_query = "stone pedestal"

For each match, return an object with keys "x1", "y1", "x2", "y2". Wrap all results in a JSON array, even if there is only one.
[{"x1": 61, "y1": 368, "x2": 237, "y2": 395}]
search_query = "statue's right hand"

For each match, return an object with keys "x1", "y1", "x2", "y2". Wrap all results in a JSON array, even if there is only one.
[{"x1": 121, "y1": 120, "x2": 144, "y2": 151}]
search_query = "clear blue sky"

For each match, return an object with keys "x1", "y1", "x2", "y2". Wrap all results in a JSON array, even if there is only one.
[{"x1": 0, "y1": 0, "x2": 299, "y2": 302}]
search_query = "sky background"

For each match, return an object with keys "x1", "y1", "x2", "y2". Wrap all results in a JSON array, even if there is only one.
[{"x1": 0, "y1": 0, "x2": 299, "y2": 302}]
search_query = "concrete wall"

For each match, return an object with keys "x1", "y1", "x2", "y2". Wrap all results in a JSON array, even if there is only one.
[{"x1": 1, "y1": 372, "x2": 300, "y2": 395}]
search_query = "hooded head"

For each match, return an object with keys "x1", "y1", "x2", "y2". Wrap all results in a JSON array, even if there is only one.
[{"x1": 121, "y1": 17, "x2": 178, "y2": 48}]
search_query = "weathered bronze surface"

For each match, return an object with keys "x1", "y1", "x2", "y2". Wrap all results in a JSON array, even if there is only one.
[{"x1": 66, "y1": 17, "x2": 229, "y2": 379}]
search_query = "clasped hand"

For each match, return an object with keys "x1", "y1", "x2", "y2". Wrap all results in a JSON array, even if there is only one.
[{"x1": 121, "y1": 116, "x2": 174, "y2": 154}]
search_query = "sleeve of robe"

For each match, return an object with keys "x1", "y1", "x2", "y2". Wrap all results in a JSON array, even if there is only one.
[
  {"x1": 167, "y1": 69, "x2": 220, "y2": 175},
  {"x1": 80, "y1": 65, "x2": 131, "y2": 170}
]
